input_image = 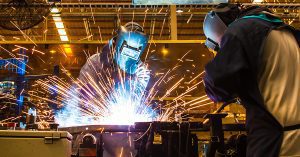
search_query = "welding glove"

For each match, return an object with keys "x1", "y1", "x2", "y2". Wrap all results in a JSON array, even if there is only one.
[{"x1": 134, "y1": 62, "x2": 150, "y2": 96}]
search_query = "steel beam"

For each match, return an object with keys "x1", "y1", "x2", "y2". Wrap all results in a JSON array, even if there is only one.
[
  {"x1": 54, "y1": 3, "x2": 300, "y2": 9},
  {"x1": 0, "y1": 3, "x2": 298, "y2": 9},
  {"x1": 170, "y1": 5, "x2": 178, "y2": 40},
  {"x1": 0, "y1": 40, "x2": 205, "y2": 44}
]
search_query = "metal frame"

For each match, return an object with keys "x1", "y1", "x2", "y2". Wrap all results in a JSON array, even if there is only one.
[
  {"x1": 0, "y1": 40, "x2": 205, "y2": 44},
  {"x1": 0, "y1": 3, "x2": 299, "y2": 9}
]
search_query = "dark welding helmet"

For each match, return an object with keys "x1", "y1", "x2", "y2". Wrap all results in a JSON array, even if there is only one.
[
  {"x1": 203, "y1": 4, "x2": 240, "y2": 51},
  {"x1": 114, "y1": 22, "x2": 148, "y2": 74}
]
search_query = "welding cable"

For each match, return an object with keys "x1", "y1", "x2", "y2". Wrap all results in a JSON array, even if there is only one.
[{"x1": 134, "y1": 123, "x2": 153, "y2": 142}]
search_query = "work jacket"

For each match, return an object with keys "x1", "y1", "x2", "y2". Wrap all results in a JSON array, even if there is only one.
[{"x1": 204, "y1": 8, "x2": 300, "y2": 157}]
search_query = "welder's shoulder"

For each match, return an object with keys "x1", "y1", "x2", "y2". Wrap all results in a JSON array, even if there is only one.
[
  {"x1": 89, "y1": 53, "x2": 101, "y2": 62},
  {"x1": 227, "y1": 18, "x2": 263, "y2": 35},
  {"x1": 79, "y1": 53, "x2": 100, "y2": 76},
  {"x1": 86, "y1": 53, "x2": 101, "y2": 67},
  {"x1": 86, "y1": 43, "x2": 111, "y2": 64}
]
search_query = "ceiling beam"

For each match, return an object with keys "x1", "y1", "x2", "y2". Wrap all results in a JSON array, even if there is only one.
[
  {"x1": 170, "y1": 5, "x2": 178, "y2": 40},
  {"x1": 0, "y1": 40, "x2": 205, "y2": 45},
  {"x1": 0, "y1": 3, "x2": 298, "y2": 9},
  {"x1": 52, "y1": 3, "x2": 300, "y2": 9}
]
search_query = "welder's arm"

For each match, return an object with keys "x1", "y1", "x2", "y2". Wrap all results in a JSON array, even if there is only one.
[
  {"x1": 77, "y1": 53, "x2": 103, "y2": 105},
  {"x1": 204, "y1": 33, "x2": 248, "y2": 102},
  {"x1": 134, "y1": 62, "x2": 151, "y2": 95},
  {"x1": 78, "y1": 54, "x2": 100, "y2": 83}
]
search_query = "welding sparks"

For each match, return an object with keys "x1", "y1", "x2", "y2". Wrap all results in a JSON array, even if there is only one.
[
  {"x1": 0, "y1": 27, "x2": 214, "y2": 128},
  {"x1": 31, "y1": 48, "x2": 45, "y2": 55},
  {"x1": 28, "y1": 48, "x2": 211, "y2": 127},
  {"x1": 1, "y1": 58, "x2": 212, "y2": 129},
  {"x1": 34, "y1": 61, "x2": 157, "y2": 126}
]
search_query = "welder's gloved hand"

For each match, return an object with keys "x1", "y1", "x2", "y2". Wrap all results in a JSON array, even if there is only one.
[{"x1": 134, "y1": 62, "x2": 150, "y2": 96}]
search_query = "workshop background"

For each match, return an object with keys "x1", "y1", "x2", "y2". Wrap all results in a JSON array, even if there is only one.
[{"x1": 0, "y1": 0, "x2": 299, "y2": 157}]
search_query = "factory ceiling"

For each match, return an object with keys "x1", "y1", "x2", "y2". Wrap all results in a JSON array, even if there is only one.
[{"x1": 0, "y1": 0, "x2": 298, "y2": 44}]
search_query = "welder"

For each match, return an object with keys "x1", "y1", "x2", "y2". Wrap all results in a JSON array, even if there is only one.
[
  {"x1": 203, "y1": 3, "x2": 300, "y2": 157},
  {"x1": 77, "y1": 22, "x2": 150, "y2": 157},
  {"x1": 78, "y1": 22, "x2": 150, "y2": 96}
]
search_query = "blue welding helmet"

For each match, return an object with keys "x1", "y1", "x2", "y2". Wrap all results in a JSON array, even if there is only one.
[
  {"x1": 114, "y1": 22, "x2": 148, "y2": 74},
  {"x1": 203, "y1": 3, "x2": 240, "y2": 51}
]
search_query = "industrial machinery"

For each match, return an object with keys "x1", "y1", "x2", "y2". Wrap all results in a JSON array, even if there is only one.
[
  {"x1": 56, "y1": 100, "x2": 246, "y2": 157},
  {"x1": 0, "y1": 100, "x2": 246, "y2": 157}
]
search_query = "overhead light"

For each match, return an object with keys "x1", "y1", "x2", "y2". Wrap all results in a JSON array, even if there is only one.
[
  {"x1": 58, "y1": 29, "x2": 66, "y2": 35},
  {"x1": 53, "y1": 17, "x2": 62, "y2": 22},
  {"x1": 50, "y1": 50, "x2": 56, "y2": 54},
  {"x1": 52, "y1": 14, "x2": 60, "y2": 17},
  {"x1": 161, "y1": 48, "x2": 169, "y2": 56},
  {"x1": 63, "y1": 44, "x2": 70, "y2": 48},
  {"x1": 51, "y1": 7, "x2": 59, "y2": 14},
  {"x1": 55, "y1": 22, "x2": 64, "y2": 29},
  {"x1": 252, "y1": 0, "x2": 263, "y2": 3},
  {"x1": 64, "y1": 47, "x2": 72, "y2": 54},
  {"x1": 13, "y1": 36, "x2": 20, "y2": 40},
  {"x1": 176, "y1": 10, "x2": 183, "y2": 13},
  {"x1": 60, "y1": 36, "x2": 69, "y2": 41},
  {"x1": 51, "y1": 8, "x2": 69, "y2": 43}
]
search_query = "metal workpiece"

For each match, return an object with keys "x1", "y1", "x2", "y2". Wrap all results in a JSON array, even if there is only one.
[
  {"x1": 61, "y1": 121, "x2": 245, "y2": 157},
  {"x1": 78, "y1": 133, "x2": 100, "y2": 157}
]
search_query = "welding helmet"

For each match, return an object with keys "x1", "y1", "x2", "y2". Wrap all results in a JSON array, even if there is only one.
[
  {"x1": 203, "y1": 3, "x2": 240, "y2": 51},
  {"x1": 114, "y1": 22, "x2": 148, "y2": 74}
]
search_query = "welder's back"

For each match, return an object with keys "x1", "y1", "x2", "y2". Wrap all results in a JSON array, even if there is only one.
[{"x1": 258, "y1": 29, "x2": 300, "y2": 156}]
